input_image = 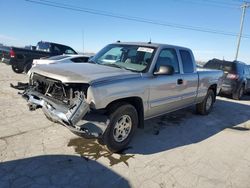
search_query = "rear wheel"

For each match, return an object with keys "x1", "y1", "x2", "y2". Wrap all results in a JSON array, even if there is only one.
[
  {"x1": 196, "y1": 89, "x2": 215, "y2": 115},
  {"x1": 100, "y1": 103, "x2": 138, "y2": 152},
  {"x1": 232, "y1": 85, "x2": 244, "y2": 100},
  {"x1": 12, "y1": 64, "x2": 23, "y2": 73}
]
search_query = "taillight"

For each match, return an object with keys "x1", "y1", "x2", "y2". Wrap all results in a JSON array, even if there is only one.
[
  {"x1": 10, "y1": 49, "x2": 15, "y2": 58},
  {"x1": 226, "y1": 73, "x2": 239, "y2": 80}
]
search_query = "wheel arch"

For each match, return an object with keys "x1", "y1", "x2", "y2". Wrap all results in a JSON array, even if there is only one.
[
  {"x1": 208, "y1": 84, "x2": 217, "y2": 102},
  {"x1": 105, "y1": 97, "x2": 144, "y2": 129}
]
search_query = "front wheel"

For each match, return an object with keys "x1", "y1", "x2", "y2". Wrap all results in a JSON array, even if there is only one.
[
  {"x1": 196, "y1": 89, "x2": 215, "y2": 115},
  {"x1": 101, "y1": 104, "x2": 138, "y2": 153}
]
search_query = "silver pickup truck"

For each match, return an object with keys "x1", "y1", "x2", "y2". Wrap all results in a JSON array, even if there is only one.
[{"x1": 22, "y1": 42, "x2": 223, "y2": 152}]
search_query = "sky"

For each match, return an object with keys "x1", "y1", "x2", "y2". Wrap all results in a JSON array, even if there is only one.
[{"x1": 0, "y1": 0, "x2": 249, "y2": 63}]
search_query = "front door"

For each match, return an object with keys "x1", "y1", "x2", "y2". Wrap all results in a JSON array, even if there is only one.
[{"x1": 147, "y1": 48, "x2": 186, "y2": 118}]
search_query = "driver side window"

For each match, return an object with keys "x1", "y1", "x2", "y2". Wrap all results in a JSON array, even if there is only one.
[
  {"x1": 155, "y1": 48, "x2": 180, "y2": 74},
  {"x1": 100, "y1": 47, "x2": 123, "y2": 62}
]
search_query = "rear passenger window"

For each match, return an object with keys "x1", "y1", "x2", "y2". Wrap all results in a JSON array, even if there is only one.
[
  {"x1": 155, "y1": 49, "x2": 179, "y2": 73},
  {"x1": 237, "y1": 64, "x2": 244, "y2": 75},
  {"x1": 180, "y1": 50, "x2": 194, "y2": 73},
  {"x1": 53, "y1": 46, "x2": 61, "y2": 54},
  {"x1": 244, "y1": 66, "x2": 250, "y2": 75}
]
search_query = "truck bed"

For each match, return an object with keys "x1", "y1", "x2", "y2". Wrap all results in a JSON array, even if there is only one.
[{"x1": 196, "y1": 68, "x2": 223, "y2": 103}]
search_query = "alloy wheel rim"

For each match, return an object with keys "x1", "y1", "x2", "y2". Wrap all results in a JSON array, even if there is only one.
[
  {"x1": 206, "y1": 95, "x2": 213, "y2": 111},
  {"x1": 113, "y1": 115, "x2": 132, "y2": 142}
]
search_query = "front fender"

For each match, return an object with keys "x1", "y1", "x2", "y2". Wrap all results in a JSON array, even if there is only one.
[{"x1": 87, "y1": 84, "x2": 148, "y2": 110}]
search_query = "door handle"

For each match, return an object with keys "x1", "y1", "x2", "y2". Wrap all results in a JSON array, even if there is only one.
[{"x1": 177, "y1": 79, "x2": 183, "y2": 85}]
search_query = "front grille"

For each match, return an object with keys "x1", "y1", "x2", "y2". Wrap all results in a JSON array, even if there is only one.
[
  {"x1": 31, "y1": 73, "x2": 89, "y2": 105},
  {"x1": 31, "y1": 73, "x2": 68, "y2": 103}
]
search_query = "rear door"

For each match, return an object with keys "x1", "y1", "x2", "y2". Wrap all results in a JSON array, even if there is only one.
[{"x1": 179, "y1": 49, "x2": 199, "y2": 105}]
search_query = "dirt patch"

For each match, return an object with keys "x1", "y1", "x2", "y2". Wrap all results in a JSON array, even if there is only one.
[
  {"x1": 159, "y1": 111, "x2": 188, "y2": 125},
  {"x1": 68, "y1": 138, "x2": 134, "y2": 166},
  {"x1": 151, "y1": 110, "x2": 190, "y2": 135}
]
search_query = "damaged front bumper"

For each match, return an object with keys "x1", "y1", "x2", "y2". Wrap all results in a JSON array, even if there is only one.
[{"x1": 22, "y1": 90, "x2": 109, "y2": 138}]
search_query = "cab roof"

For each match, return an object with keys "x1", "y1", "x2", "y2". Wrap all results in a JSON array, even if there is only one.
[{"x1": 112, "y1": 41, "x2": 191, "y2": 51}]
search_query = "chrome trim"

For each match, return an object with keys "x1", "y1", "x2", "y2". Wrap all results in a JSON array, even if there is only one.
[{"x1": 26, "y1": 93, "x2": 89, "y2": 126}]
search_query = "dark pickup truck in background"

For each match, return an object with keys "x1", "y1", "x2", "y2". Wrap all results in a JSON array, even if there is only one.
[
  {"x1": 5, "y1": 41, "x2": 77, "y2": 73},
  {"x1": 0, "y1": 45, "x2": 11, "y2": 64}
]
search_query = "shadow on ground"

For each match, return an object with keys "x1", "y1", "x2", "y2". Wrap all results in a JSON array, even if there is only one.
[
  {"x1": 219, "y1": 93, "x2": 250, "y2": 101},
  {"x1": 127, "y1": 98, "x2": 250, "y2": 154},
  {"x1": 0, "y1": 155, "x2": 130, "y2": 188},
  {"x1": 68, "y1": 97, "x2": 250, "y2": 159}
]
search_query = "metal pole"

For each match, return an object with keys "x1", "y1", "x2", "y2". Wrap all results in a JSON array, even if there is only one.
[
  {"x1": 82, "y1": 29, "x2": 85, "y2": 54},
  {"x1": 235, "y1": 3, "x2": 248, "y2": 60}
]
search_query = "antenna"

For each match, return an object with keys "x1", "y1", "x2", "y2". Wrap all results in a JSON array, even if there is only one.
[{"x1": 148, "y1": 38, "x2": 152, "y2": 44}]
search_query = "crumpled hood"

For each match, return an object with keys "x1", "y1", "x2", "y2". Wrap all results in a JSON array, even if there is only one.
[{"x1": 30, "y1": 63, "x2": 141, "y2": 84}]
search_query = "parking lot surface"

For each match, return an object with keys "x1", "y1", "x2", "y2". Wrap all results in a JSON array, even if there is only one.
[{"x1": 0, "y1": 63, "x2": 250, "y2": 188}]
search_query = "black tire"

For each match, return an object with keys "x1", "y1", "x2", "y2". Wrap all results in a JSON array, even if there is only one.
[
  {"x1": 232, "y1": 85, "x2": 244, "y2": 100},
  {"x1": 196, "y1": 89, "x2": 215, "y2": 115},
  {"x1": 246, "y1": 89, "x2": 250, "y2": 95},
  {"x1": 101, "y1": 103, "x2": 138, "y2": 153},
  {"x1": 12, "y1": 64, "x2": 23, "y2": 73}
]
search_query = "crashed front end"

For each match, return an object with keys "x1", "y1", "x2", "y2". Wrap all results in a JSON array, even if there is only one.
[{"x1": 22, "y1": 73, "x2": 108, "y2": 138}]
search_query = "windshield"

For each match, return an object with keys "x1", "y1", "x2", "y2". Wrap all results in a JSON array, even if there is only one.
[{"x1": 91, "y1": 44, "x2": 156, "y2": 72}]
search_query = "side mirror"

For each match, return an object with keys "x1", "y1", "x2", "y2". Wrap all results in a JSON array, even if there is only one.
[{"x1": 154, "y1": 65, "x2": 174, "y2": 75}]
